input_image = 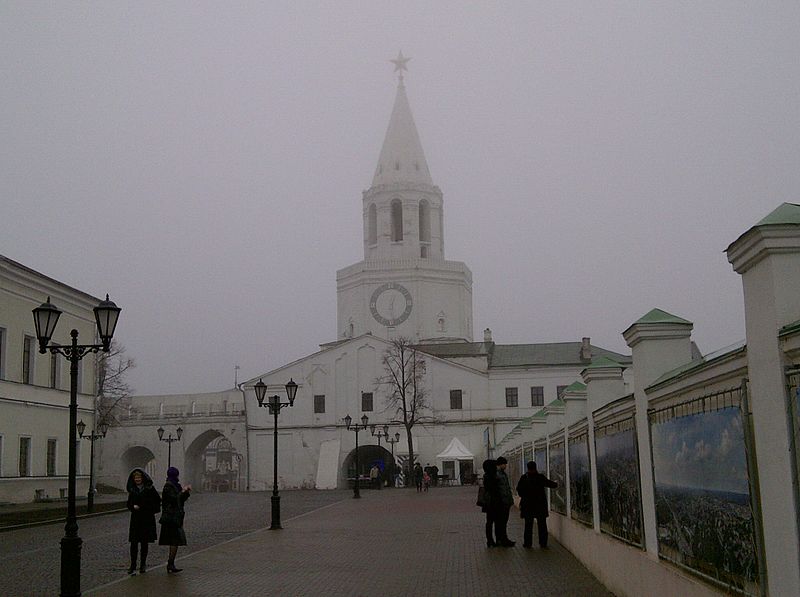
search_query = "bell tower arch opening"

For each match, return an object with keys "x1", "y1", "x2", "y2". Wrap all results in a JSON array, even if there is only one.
[{"x1": 391, "y1": 200, "x2": 403, "y2": 242}]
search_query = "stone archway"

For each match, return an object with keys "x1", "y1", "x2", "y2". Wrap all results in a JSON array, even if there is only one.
[
  {"x1": 121, "y1": 446, "x2": 157, "y2": 482},
  {"x1": 342, "y1": 444, "x2": 393, "y2": 489},
  {"x1": 184, "y1": 429, "x2": 244, "y2": 492}
]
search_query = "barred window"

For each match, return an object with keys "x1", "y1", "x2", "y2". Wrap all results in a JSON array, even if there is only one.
[
  {"x1": 531, "y1": 386, "x2": 544, "y2": 407},
  {"x1": 362, "y1": 392, "x2": 373, "y2": 412},
  {"x1": 505, "y1": 387, "x2": 518, "y2": 408},
  {"x1": 47, "y1": 439, "x2": 57, "y2": 476},
  {"x1": 314, "y1": 395, "x2": 325, "y2": 414},
  {"x1": 450, "y1": 389, "x2": 462, "y2": 410}
]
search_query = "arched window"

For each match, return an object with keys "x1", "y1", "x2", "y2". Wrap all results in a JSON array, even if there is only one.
[
  {"x1": 419, "y1": 200, "x2": 431, "y2": 243},
  {"x1": 367, "y1": 203, "x2": 377, "y2": 246},
  {"x1": 391, "y1": 200, "x2": 403, "y2": 241}
]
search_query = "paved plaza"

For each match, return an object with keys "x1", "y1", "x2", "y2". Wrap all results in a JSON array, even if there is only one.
[{"x1": 88, "y1": 486, "x2": 611, "y2": 597}]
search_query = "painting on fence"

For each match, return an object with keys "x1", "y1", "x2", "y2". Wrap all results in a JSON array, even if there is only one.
[
  {"x1": 568, "y1": 431, "x2": 592, "y2": 525},
  {"x1": 651, "y1": 402, "x2": 758, "y2": 594},
  {"x1": 595, "y1": 418, "x2": 642, "y2": 545},
  {"x1": 548, "y1": 437, "x2": 566, "y2": 514}
]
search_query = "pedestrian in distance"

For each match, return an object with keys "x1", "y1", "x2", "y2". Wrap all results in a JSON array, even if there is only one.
[
  {"x1": 516, "y1": 460, "x2": 558, "y2": 548},
  {"x1": 414, "y1": 462, "x2": 424, "y2": 493},
  {"x1": 492, "y1": 456, "x2": 516, "y2": 546},
  {"x1": 423, "y1": 470, "x2": 431, "y2": 491},
  {"x1": 431, "y1": 463, "x2": 439, "y2": 487},
  {"x1": 158, "y1": 466, "x2": 191, "y2": 573},
  {"x1": 481, "y1": 459, "x2": 498, "y2": 547},
  {"x1": 370, "y1": 464, "x2": 381, "y2": 490},
  {"x1": 126, "y1": 468, "x2": 161, "y2": 575}
]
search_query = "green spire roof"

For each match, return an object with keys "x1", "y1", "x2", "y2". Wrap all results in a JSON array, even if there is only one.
[
  {"x1": 756, "y1": 202, "x2": 800, "y2": 226},
  {"x1": 634, "y1": 308, "x2": 692, "y2": 326}
]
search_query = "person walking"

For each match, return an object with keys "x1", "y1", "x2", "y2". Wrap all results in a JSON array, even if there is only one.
[
  {"x1": 369, "y1": 464, "x2": 381, "y2": 490},
  {"x1": 158, "y1": 467, "x2": 191, "y2": 573},
  {"x1": 481, "y1": 459, "x2": 498, "y2": 547},
  {"x1": 126, "y1": 468, "x2": 160, "y2": 574},
  {"x1": 413, "y1": 462, "x2": 424, "y2": 493},
  {"x1": 493, "y1": 456, "x2": 516, "y2": 546},
  {"x1": 516, "y1": 460, "x2": 558, "y2": 548}
]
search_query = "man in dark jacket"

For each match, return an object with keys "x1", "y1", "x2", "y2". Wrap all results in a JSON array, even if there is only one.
[
  {"x1": 516, "y1": 460, "x2": 558, "y2": 548},
  {"x1": 493, "y1": 456, "x2": 516, "y2": 547}
]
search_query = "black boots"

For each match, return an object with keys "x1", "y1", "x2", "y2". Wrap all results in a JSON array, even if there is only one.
[
  {"x1": 127, "y1": 562, "x2": 137, "y2": 575},
  {"x1": 167, "y1": 561, "x2": 182, "y2": 573}
]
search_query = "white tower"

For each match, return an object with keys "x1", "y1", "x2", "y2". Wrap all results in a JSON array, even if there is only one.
[{"x1": 336, "y1": 53, "x2": 473, "y2": 343}]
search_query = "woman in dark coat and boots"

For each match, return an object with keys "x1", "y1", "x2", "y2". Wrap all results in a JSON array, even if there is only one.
[
  {"x1": 158, "y1": 467, "x2": 191, "y2": 573},
  {"x1": 126, "y1": 468, "x2": 161, "y2": 574},
  {"x1": 516, "y1": 460, "x2": 558, "y2": 548},
  {"x1": 481, "y1": 459, "x2": 498, "y2": 547}
]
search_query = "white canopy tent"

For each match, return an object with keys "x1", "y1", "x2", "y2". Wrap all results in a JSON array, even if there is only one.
[{"x1": 436, "y1": 437, "x2": 475, "y2": 485}]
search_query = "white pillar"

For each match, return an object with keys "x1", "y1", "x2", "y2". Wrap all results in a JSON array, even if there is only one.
[
  {"x1": 582, "y1": 357, "x2": 626, "y2": 533},
  {"x1": 623, "y1": 309, "x2": 694, "y2": 557},
  {"x1": 727, "y1": 203, "x2": 800, "y2": 596}
]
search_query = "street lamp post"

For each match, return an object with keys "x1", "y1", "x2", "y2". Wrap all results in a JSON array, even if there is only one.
[
  {"x1": 343, "y1": 413, "x2": 370, "y2": 499},
  {"x1": 385, "y1": 431, "x2": 401, "y2": 487},
  {"x1": 77, "y1": 420, "x2": 109, "y2": 513},
  {"x1": 33, "y1": 294, "x2": 121, "y2": 597},
  {"x1": 156, "y1": 426, "x2": 183, "y2": 468},
  {"x1": 370, "y1": 424, "x2": 389, "y2": 447},
  {"x1": 254, "y1": 378, "x2": 298, "y2": 530}
]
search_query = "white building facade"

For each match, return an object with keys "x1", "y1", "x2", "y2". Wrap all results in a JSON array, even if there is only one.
[{"x1": 0, "y1": 255, "x2": 99, "y2": 503}]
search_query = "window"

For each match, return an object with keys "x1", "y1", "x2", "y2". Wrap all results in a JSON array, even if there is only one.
[
  {"x1": 557, "y1": 385, "x2": 568, "y2": 399},
  {"x1": 505, "y1": 387, "x2": 518, "y2": 408},
  {"x1": 19, "y1": 437, "x2": 31, "y2": 476},
  {"x1": 450, "y1": 389, "x2": 462, "y2": 410},
  {"x1": 531, "y1": 386, "x2": 544, "y2": 407},
  {"x1": 47, "y1": 439, "x2": 57, "y2": 476},
  {"x1": 0, "y1": 327, "x2": 6, "y2": 380},
  {"x1": 50, "y1": 352, "x2": 60, "y2": 389},
  {"x1": 367, "y1": 203, "x2": 377, "y2": 245},
  {"x1": 75, "y1": 360, "x2": 83, "y2": 394},
  {"x1": 419, "y1": 200, "x2": 431, "y2": 242},
  {"x1": 75, "y1": 440, "x2": 81, "y2": 474},
  {"x1": 22, "y1": 335, "x2": 35, "y2": 384},
  {"x1": 314, "y1": 395, "x2": 326, "y2": 414},
  {"x1": 361, "y1": 392, "x2": 373, "y2": 412},
  {"x1": 391, "y1": 200, "x2": 403, "y2": 241}
]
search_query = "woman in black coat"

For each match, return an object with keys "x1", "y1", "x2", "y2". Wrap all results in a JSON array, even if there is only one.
[
  {"x1": 481, "y1": 459, "x2": 498, "y2": 547},
  {"x1": 126, "y1": 468, "x2": 161, "y2": 574},
  {"x1": 516, "y1": 460, "x2": 558, "y2": 548},
  {"x1": 158, "y1": 466, "x2": 191, "y2": 573}
]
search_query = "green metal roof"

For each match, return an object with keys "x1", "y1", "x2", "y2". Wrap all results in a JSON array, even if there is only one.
[
  {"x1": 634, "y1": 308, "x2": 692, "y2": 326},
  {"x1": 780, "y1": 319, "x2": 800, "y2": 338},
  {"x1": 584, "y1": 355, "x2": 624, "y2": 369},
  {"x1": 756, "y1": 202, "x2": 800, "y2": 226},
  {"x1": 563, "y1": 381, "x2": 587, "y2": 393},
  {"x1": 489, "y1": 342, "x2": 631, "y2": 368},
  {"x1": 545, "y1": 398, "x2": 565, "y2": 409},
  {"x1": 649, "y1": 340, "x2": 746, "y2": 388}
]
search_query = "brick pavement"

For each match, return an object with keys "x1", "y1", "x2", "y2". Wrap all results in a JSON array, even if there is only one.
[{"x1": 88, "y1": 486, "x2": 611, "y2": 597}]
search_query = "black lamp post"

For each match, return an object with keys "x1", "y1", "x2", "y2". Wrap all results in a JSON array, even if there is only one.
[
  {"x1": 254, "y1": 377, "x2": 298, "y2": 530},
  {"x1": 343, "y1": 413, "x2": 370, "y2": 498},
  {"x1": 370, "y1": 424, "x2": 389, "y2": 447},
  {"x1": 33, "y1": 294, "x2": 120, "y2": 597},
  {"x1": 157, "y1": 426, "x2": 183, "y2": 469},
  {"x1": 385, "y1": 431, "x2": 401, "y2": 487},
  {"x1": 77, "y1": 419, "x2": 109, "y2": 513}
]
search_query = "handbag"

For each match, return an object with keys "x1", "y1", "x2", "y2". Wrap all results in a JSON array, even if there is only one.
[{"x1": 476, "y1": 485, "x2": 487, "y2": 508}]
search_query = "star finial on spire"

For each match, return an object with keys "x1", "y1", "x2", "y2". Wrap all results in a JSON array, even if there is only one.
[{"x1": 390, "y1": 50, "x2": 411, "y2": 82}]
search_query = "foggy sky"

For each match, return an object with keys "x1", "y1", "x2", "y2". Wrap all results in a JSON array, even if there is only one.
[{"x1": 2, "y1": 2, "x2": 798, "y2": 396}]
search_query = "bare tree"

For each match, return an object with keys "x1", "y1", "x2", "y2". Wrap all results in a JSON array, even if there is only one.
[
  {"x1": 95, "y1": 340, "x2": 136, "y2": 427},
  {"x1": 375, "y1": 337, "x2": 433, "y2": 477}
]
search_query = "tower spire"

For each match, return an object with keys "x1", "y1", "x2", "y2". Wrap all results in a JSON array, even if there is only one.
[{"x1": 372, "y1": 53, "x2": 432, "y2": 187}]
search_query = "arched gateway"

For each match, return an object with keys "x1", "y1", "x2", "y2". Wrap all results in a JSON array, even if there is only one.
[{"x1": 342, "y1": 445, "x2": 394, "y2": 489}]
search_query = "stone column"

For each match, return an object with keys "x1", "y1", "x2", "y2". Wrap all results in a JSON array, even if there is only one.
[
  {"x1": 726, "y1": 203, "x2": 800, "y2": 596},
  {"x1": 623, "y1": 309, "x2": 694, "y2": 557}
]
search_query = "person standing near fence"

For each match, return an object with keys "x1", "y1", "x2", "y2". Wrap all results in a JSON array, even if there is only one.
[
  {"x1": 481, "y1": 459, "x2": 498, "y2": 547},
  {"x1": 159, "y1": 466, "x2": 192, "y2": 573},
  {"x1": 492, "y1": 456, "x2": 516, "y2": 546},
  {"x1": 516, "y1": 460, "x2": 557, "y2": 548}
]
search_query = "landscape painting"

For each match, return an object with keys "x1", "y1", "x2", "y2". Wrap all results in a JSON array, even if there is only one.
[
  {"x1": 595, "y1": 419, "x2": 642, "y2": 545},
  {"x1": 651, "y1": 405, "x2": 758, "y2": 594},
  {"x1": 548, "y1": 438, "x2": 566, "y2": 514},
  {"x1": 568, "y1": 432, "x2": 592, "y2": 525},
  {"x1": 534, "y1": 444, "x2": 547, "y2": 475}
]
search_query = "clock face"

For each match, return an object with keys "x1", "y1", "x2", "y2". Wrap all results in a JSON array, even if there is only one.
[{"x1": 370, "y1": 282, "x2": 413, "y2": 327}]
